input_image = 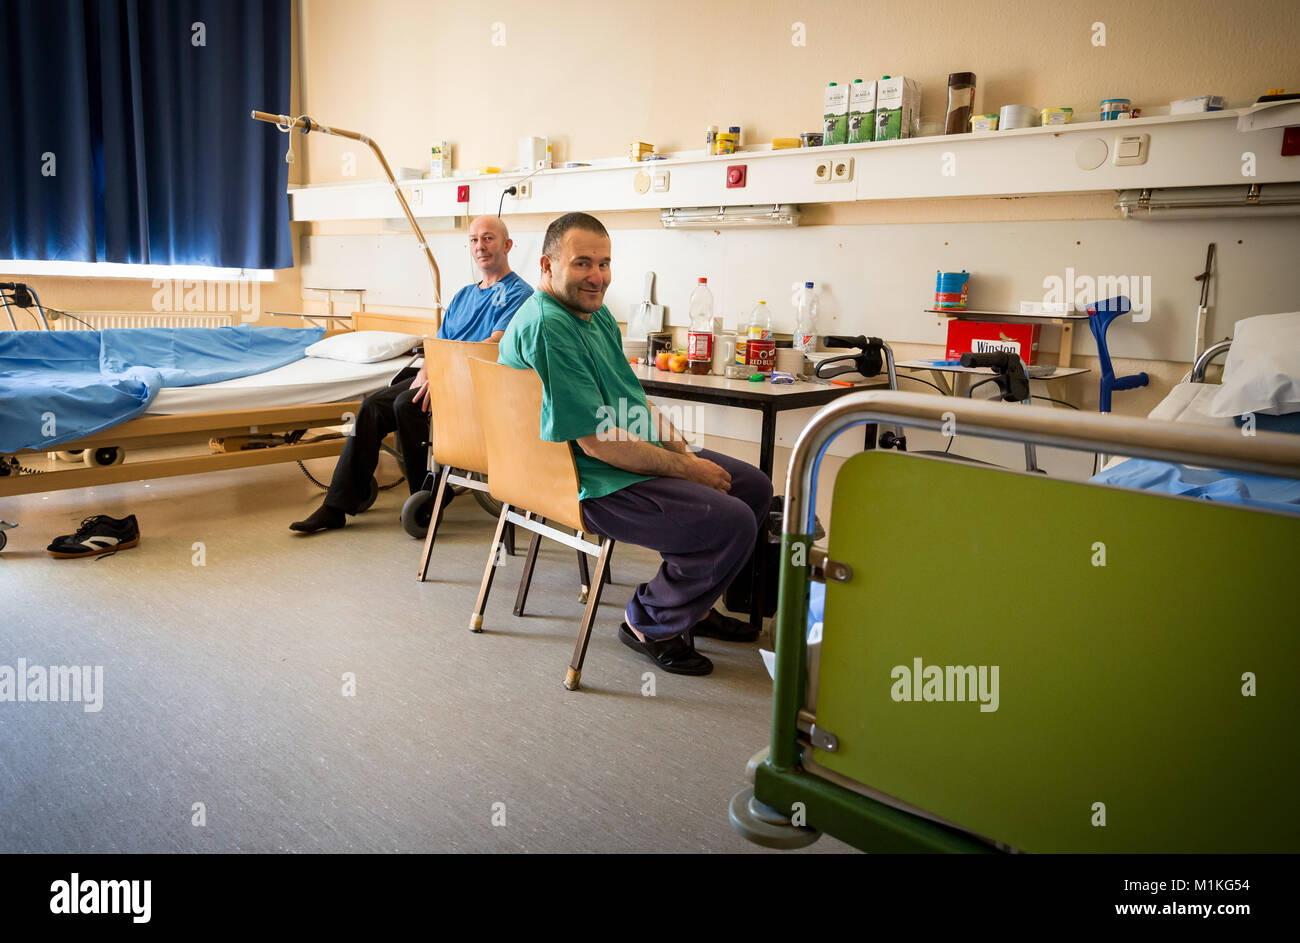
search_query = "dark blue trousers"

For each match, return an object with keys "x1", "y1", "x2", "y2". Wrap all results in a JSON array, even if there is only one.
[{"x1": 580, "y1": 449, "x2": 772, "y2": 640}]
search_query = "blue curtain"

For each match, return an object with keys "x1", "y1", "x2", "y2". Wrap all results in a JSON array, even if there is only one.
[{"x1": 0, "y1": 0, "x2": 292, "y2": 269}]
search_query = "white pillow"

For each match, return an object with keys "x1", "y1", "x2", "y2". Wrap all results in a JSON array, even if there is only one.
[
  {"x1": 305, "y1": 330, "x2": 423, "y2": 364},
  {"x1": 1209, "y1": 312, "x2": 1300, "y2": 417}
]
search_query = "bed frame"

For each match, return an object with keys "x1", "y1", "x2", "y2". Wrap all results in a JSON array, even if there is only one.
[
  {"x1": 0, "y1": 311, "x2": 436, "y2": 499},
  {"x1": 731, "y1": 390, "x2": 1300, "y2": 853}
]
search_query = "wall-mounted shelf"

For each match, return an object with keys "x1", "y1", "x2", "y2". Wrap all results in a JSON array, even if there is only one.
[{"x1": 287, "y1": 107, "x2": 1299, "y2": 224}]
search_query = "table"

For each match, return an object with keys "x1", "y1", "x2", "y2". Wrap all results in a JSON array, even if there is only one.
[
  {"x1": 633, "y1": 365, "x2": 888, "y2": 478},
  {"x1": 633, "y1": 365, "x2": 889, "y2": 632}
]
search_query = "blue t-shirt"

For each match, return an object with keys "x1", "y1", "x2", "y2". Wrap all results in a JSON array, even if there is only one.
[{"x1": 437, "y1": 271, "x2": 533, "y2": 341}]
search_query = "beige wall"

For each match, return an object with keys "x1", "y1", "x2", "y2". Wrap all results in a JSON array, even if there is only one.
[{"x1": 301, "y1": 0, "x2": 1299, "y2": 193}]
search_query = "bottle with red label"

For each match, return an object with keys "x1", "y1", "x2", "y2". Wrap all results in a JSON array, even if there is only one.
[{"x1": 687, "y1": 277, "x2": 714, "y2": 374}]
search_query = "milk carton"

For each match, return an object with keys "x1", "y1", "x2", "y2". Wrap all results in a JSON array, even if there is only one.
[
  {"x1": 823, "y1": 82, "x2": 849, "y2": 145},
  {"x1": 874, "y1": 76, "x2": 920, "y2": 141},
  {"x1": 847, "y1": 79, "x2": 876, "y2": 143},
  {"x1": 430, "y1": 141, "x2": 452, "y2": 178}
]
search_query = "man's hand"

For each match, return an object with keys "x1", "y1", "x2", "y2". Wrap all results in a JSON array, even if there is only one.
[
  {"x1": 411, "y1": 364, "x2": 431, "y2": 413},
  {"x1": 683, "y1": 454, "x2": 731, "y2": 493}
]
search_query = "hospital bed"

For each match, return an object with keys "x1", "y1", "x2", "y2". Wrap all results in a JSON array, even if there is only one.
[
  {"x1": 731, "y1": 389, "x2": 1300, "y2": 853},
  {"x1": 0, "y1": 312, "x2": 434, "y2": 523}
]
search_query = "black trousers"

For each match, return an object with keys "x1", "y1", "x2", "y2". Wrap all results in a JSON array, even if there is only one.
[{"x1": 324, "y1": 366, "x2": 429, "y2": 512}]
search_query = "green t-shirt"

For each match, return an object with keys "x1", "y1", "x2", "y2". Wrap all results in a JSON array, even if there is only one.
[{"x1": 497, "y1": 290, "x2": 660, "y2": 501}]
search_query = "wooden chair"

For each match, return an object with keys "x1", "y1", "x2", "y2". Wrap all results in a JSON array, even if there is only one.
[
  {"x1": 416, "y1": 339, "x2": 606, "y2": 597},
  {"x1": 415, "y1": 338, "x2": 503, "y2": 581},
  {"x1": 466, "y1": 357, "x2": 616, "y2": 691}
]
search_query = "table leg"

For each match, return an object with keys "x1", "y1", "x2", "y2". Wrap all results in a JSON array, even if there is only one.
[{"x1": 748, "y1": 406, "x2": 780, "y2": 633}]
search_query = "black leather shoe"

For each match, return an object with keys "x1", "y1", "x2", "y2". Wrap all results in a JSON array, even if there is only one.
[
  {"x1": 691, "y1": 608, "x2": 760, "y2": 643},
  {"x1": 618, "y1": 623, "x2": 714, "y2": 676}
]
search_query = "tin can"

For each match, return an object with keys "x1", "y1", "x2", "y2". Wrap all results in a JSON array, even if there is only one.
[
  {"x1": 1100, "y1": 98, "x2": 1131, "y2": 121},
  {"x1": 714, "y1": 131, "x2": 738, "y2": 155},
  {"x1": 747, "y1": 338, "x2": 776, "y2": 375}
]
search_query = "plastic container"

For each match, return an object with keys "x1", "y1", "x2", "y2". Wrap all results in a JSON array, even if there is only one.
[
  {"x1": 1040, "y1": 107, "x2": 1072, "y2": 126},
  {"x1": 970, "y1": 114, "x2": 999, "y2": 132},
  {"x1": 714, "y1": 129, "x2": 739, "y2": 155},
  {"x1": 794, "y1": 282, "x2": 818, "y2": 354},
  {"x1": 687, "y1": 277, "x2": 714, "y2": 374},
  {"x1": 999, "y1": 104, "x2": 1037, "y2": 130},
  {"x1": 945, "y1": 72, "x2": 977, "y2": 134}
]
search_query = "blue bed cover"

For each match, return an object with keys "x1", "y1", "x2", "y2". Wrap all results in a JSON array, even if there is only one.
[
  {"x1": 1090, "y1": 458, "x2": 1300, "y2": 515},
  {"x1": 0, "y1": 325, "x2": 325, "y2": 453}
]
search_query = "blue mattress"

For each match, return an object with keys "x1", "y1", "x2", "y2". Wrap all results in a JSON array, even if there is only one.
[{"x1": 0, "y1": 325, "x2": 325, "y2": 453}]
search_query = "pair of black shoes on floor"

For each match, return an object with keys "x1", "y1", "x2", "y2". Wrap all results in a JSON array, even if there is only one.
[
  {"x1": 47, "y1": 514, "x2": 140, "y2": 558},
  {"x1": 618, "y1": 609, "x2": 759, "y2": 676}
]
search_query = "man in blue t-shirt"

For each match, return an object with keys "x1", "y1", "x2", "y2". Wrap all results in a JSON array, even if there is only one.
[{"x1": 291, "y1": 216, "x2": 532, "y2": 534}]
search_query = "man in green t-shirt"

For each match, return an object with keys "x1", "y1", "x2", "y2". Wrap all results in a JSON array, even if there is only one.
[{"x1": 498, "y1": 213, "x2": 772, "y2": 676}]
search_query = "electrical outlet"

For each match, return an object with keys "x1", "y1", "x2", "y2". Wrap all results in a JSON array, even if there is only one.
[
  {"x1": 812, "y1": 158, "x2": 833, "y2": 183},
  {"x1": 516, "y1": 181, "x2": 531, "y2": 199},
  {"x1": 831, "y1": 157, "x2": 854, "y2": 182}
]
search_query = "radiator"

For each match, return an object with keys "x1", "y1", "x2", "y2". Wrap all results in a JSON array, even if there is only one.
[{"x1": 52, "y1": 311, "x2": 236, "y2": 330}]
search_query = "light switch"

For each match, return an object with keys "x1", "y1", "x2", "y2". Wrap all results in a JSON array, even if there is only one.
[
  {"x1": 652, "y1": 171, "x2": 670, "y2": 192},
  {"x1": 1112, "y1": 133, "x2": 1150, "y2": 166}
]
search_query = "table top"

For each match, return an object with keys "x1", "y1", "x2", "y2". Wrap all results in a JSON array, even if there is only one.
[
  {"x1": 633, "y1": 364, "x2": 887, "y2": 408},
  {"x1": 897, "y1": 359, "x2": 1090, "y2": 378}
]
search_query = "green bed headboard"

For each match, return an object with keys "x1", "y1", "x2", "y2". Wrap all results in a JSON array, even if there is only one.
[{"x1": 811, "y1": 450, "x2": 1299, "y2": 853}]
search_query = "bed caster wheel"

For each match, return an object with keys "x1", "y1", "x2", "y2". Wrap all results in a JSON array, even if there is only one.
[
  {"x1": 54, "y1": 449, "x2": 84, "y2": 463},
  {"x1": 356, "y1": 476, "x2": 380, "y2": 513},
  {"x1": 0, "y1": 530, "x2": 7, "y2": 552},
  {"x1": 728, "y1": 786, "x2": 822, "y2": 850},
  {"x1": 84, "y1": 447, "x2": 123, "y2": 467},
  {"x1": 401, "y1": 489, "x2": 448, "y2": 539}
]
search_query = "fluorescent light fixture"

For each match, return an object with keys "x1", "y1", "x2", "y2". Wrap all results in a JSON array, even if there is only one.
[
  {"x1": 1116, "y1": 184, "x2": 1300, "y2": 219},
  {"x1": 661, "y1": 204, "x2": 800, "y2": 229},
  {"x1": 0, "y1": 259, "x2": 275, "y2": 281}
]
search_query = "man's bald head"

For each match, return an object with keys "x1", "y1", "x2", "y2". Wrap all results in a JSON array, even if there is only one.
[{"x1": 468, "y1": 215, "x2": 513, "y2": 281}]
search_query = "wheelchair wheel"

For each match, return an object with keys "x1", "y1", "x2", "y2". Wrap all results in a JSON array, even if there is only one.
[
  {"x1": 357, "y1": 476, "x2": 380, "y2": 513},
  {"x1": 464, "y1": 472, "x2": 502, "y2": 518},
  {"x1": 84, "y1": 446, "x2": 124, "y2": 467},
  {"x1": 0, "y1": 530, "x2": 7, "y2": 552},
  {"x1": 401, "y1": 489, "x2": 448, "y2": 539}
]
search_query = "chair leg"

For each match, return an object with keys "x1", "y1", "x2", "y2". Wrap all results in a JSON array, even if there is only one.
[
  {"x1": 565, "y1": 539, "x2": 614, "y2": 691},
  {"x1": 416, "y1": 465, "x2": 452, "y2": 582},
  {"x1": 503, "y1": 521, "x2": 516, "y2": 556},
  {"x1": 471, "y1": 503, "x2": 511, "y2": 633},
  {"x1": 576, "y1": 546, "x2": 591, "y2": 603},
  {"x1": 513, "y1": 521, "x2": 543, "y2": 617},
  {"x1": 602, "y1": 543, "x2": 613, "y2": 585}
]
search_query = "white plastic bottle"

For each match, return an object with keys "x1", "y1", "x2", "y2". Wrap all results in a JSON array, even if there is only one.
[
  {"x1": 687, "y1": 277, "x2": 714, "y2": 374},
  {"x1": 794, "y1": 282, "x2": 818, "y2": 353}
]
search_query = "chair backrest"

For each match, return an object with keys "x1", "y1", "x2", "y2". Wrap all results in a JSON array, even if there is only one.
[
  {"x1": 426, "y1": 338, "x2": 500, "y2": 475},
  {"x1": 467, "y1": 357, "x2": 586, "y2": 532}
]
